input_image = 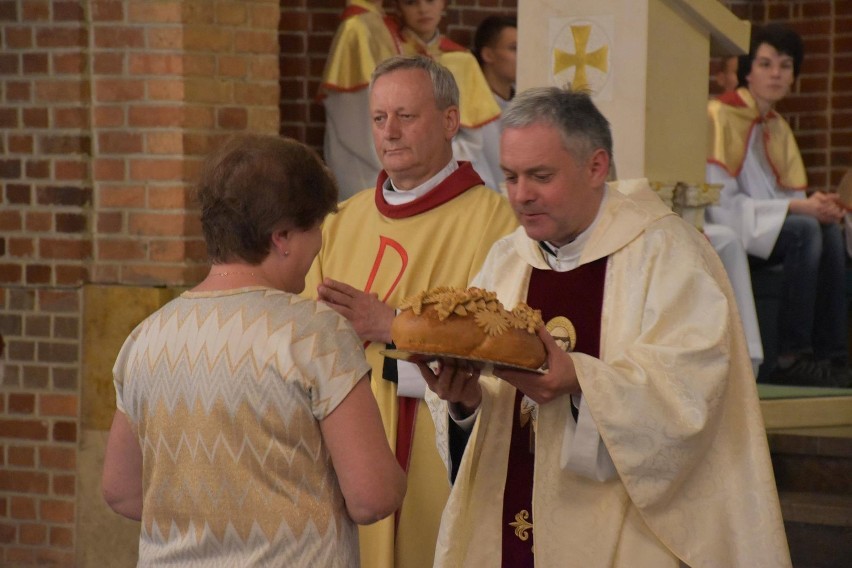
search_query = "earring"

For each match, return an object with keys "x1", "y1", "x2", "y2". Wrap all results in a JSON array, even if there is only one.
[{"x1": 283, "y1": 251, "x2": 290, "y2": 257}]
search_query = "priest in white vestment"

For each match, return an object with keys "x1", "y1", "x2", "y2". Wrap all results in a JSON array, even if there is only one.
[{"x1": 421, "y1": 87, "x2": 791, "y2": 568}]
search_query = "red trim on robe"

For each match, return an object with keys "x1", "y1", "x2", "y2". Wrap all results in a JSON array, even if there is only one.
[
  {"x1": 374, "y1": 161, "x2": 485, "y2": 219},
  {"x1": 340, "y1": 5, "x2": 368, "y2": 20},
  {"x1": 438, "y1": 36, "x2": 467, "y2": 53}
]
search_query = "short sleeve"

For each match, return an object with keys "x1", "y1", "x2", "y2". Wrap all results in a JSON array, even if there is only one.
[{"x1": 291, "y1": 303, "x2": 371, "y2": 421}]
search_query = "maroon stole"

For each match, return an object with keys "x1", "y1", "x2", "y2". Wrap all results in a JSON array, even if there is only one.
[{"x1": 500, "y1": 257, "x2": 607, "y2": 567}]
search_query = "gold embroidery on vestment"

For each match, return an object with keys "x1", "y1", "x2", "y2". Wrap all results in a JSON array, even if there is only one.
[{"x1": 510, "y1": 509, "x2": 533, "y2": 541}]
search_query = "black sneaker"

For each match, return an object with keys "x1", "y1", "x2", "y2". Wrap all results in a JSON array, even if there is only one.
[
  {"x1": 769, "y1": 357, "x2": 833, "y2": 387},
  {"x1": 819, "y1": 360, "x2": 852, "y2": 388}
]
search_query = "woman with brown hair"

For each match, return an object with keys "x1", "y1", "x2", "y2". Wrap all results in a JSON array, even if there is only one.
[{"x1": 102, "y1": 135, "x2": 405, "y2": 566}]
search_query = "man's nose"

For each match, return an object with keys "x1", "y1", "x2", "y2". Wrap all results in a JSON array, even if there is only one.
[
  {"x1": 384, "y1": 115, "x2": 401, "y2": 138},
  {"x1": 512, "y1": 178, "x2": 535, "y2": 203}
]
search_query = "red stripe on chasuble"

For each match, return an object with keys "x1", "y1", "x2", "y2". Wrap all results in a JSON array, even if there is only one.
[
  {"x1": 500, "y1": 257, "x2": 608, "y2": 565},
  {"x1": 394, "y1": 396, "x2": 418, "y2": 528}
]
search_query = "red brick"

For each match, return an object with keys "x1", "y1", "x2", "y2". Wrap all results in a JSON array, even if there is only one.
[
  {"x1": 183, "y1": 53, "x2": 215, "y2": 75},
  {"x1": 98, "y1": 239, "x2": 147, "y2": 261},
  {"x1": 39, "y1": 394, "x2": 79, "y2": 418},
  {"x1": 0, "y1": 264, "x2": 23, "y2": 284},
  {"x1": 217, "y1": 107, "x2": 247, "y2": 129},
  {"x1": 146, "y1": 27, "x2": 182, "y2": 50},
  {"x1": 94, "y1": 158, "x2": 127, "y2": 181},
  {"x1": 26, "y1": 160, "x2": 50, "y2": 178},
  {"x1": 0, "y1": 522, "x2": 17, "y2": 544},
  {"x1": 21, "y1": 107, "x2": 48, "y2": 128},
  {"x1": 128, "y1": 1, "x2": 182, "y2": 23},
  {"x1": 52, "y1": 421, "x2": 76, "y2": 442},
  {"x1": 128, "y1": 105, "x2": 183, "y2": 127},
  {"x1": 98, "y1": 132, "x2": 144, "y2": 154},
  {"x1": 56, "y1": 264, "x2": 88, "y2": 286},
  {"x1": 147, "y1": 78, "x2": 185, "y2": 101},
  {"x1": 95, "y1": 78, "x2": 145, "y2": 102},
  {"x1": 40, "y1": 499, "x2": 74, "y2": 523},
  {"x1": 97, "y1": 211, "x2": 124, "y2": 233},
  {"x1": 36, "y1": 184, "x2": 91, "y2": 206},
  {"x1": 0, "y1": 209, "x2": 23, "y2": 230},
  {"x1": 129, "y1": 159, "x2": 185, "y2": 181},
  {"x1": 7, "y1": 446, "x2": 35, "y2": 467},
  {"x1": 52, "y1": 316, "x2": 78, "y2": 340},
  {"x1": 7, "y1": 393, "x2": 35, "y2": 414},
  {"x1": 38, "y1": 289, "x2": 79, "y2": 312},
  {"x1": 93, "y1": 106, "x2": 125, "y2": 127},
  {"x1": 39, "y1": 446, "x2": 76, "y2": 469},
  {"x1": 37, "y1": 341, "x2": 78, "y2": 364},
  {"x1": 19, "y1": 523, "x2": 47, "y2": 545},
  {"x1": 34, "y1": 79, "x2": 87, "y2": 103},
  {"x1": 0, "y1": 470, "x2": 50, "y2": 493},
  {"x1": 94, "y1": 26, "x2": 145, "y2": 48},
  {"x1": 53, "y1": 51, "x2": 86, "y2": 74},
  {"x1": 91, "y1": 0, "x2": 124, "y2": 21},
  {"x1": 6, "y1": 184, "x2": 32, "y2": 204},
  {"x1": 10, "y1": 496, "x2": 36, "y2": 520},
  {"x1": 129, "y1": 53, "x2": 183, "y2": 75},
  {"x1": 50, "y1": 525, "x2": 74, "y2": 548},
  {"x1": 8, "y1": 135, "x2": 35, "y2": 156},
  {"x1": 99, "y1": 185, "x2": 144, "y2": 208},
  {"x1": 93, "y1": 51, "x2": 124, "y2": 74},
  {"x1": 0, "y1": 419, "x2": 49, "y2": 440},
  {"x1": 25, "y1": 212, "x2": 51, "y2": 231},
  {"x1": 39, "y1": 238, "x2": 92, "y2": 260},
  {"x1": 5, "y1": 26, "x2": 33, "y2": 48},
  {"x1": 26, "y1": 314, "x2": 51, "y2": 336},
  {"x1": 54, "y1": 107, "x2": 89, "y2": 128},
  {"x1": 52, "y1": 473, "x2": 76, "y2": 496},
  {"x1": 21, "y1": 1, "x2": 49, "y2": 21},
  {"x1": 146, "y1": 131, "x2": 183, "y2": 154}
]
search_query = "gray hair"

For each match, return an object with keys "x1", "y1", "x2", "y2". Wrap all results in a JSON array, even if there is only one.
[
  {"x1": 502, "y1": 87, "x2": 613, "y2": 163},
  {"x1": 370, "y1": 55, "x2": 460, "y2": 110}
]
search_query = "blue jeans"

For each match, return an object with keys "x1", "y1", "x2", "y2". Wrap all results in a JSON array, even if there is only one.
[{"x1": 750, "y1": 215, "x2": 848, "y2": 363}]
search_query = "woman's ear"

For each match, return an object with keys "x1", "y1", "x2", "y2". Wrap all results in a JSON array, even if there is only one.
[{"x1": 270, "y1": 229, "x2": 291, "y2": 257}]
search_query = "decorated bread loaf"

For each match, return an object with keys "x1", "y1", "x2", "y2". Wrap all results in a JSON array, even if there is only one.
[{"x1": 391, "y1": 287, "x2": 546, "y2": 369}]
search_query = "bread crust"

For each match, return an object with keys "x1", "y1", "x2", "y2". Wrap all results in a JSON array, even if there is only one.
[{"x1": 391, "y1": 287, "x2": 546, "y2": 369}]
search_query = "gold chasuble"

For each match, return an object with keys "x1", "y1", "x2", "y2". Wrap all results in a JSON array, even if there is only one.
[
  {"x1": 396, "y1": 29, "x2": 501, "y2": 129},
  {"x1": 707, "y1": 87, "x2": 807, "y2": 190},
  {"x1": 304, "y1": 163, "x2": 517, "y2": 568},
  {"x1": 427, "y1": 187, "x2": 791, "y2": 567},
  {"x1": 318, "y1": 0, "x2": 399, "y2": 95}
]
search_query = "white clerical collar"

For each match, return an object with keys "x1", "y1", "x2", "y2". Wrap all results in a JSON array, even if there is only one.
[
  {"x1": 538, "y1": 190, "x2": 608, "y2": 272},
  {"x1": 382, "y1": 159, "x2": 459, "y2": 205}
]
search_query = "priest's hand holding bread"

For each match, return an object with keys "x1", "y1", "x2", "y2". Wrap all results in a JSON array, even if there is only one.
[{"x1": 392, "y1": 287, "x2": 581, "y2": 415}]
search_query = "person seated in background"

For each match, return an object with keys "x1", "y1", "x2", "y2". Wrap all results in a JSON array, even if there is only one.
[
  {"x1": 393, "y1": 0, "x2": 504, "y2": 191},
  {"x1": 706, "y1": 23, "x2": 850, "y2": 388},
  {"x1": 102, "y1": 134, "x2": 406, "y2": 565},
  {"x1": 319, "y1": 0, "x2": 398, "y2": 201},
  {"x1": 473, "y1": 14, "x2": 517, "y2": 191}
]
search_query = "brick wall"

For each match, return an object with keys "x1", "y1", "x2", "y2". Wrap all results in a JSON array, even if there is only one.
[
  {"x1": 280, "y1": 0, "x2": 851, "y2": 191},
  {"x1": 0, "y1": 1, "x2": 280, "y2": 565}
]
